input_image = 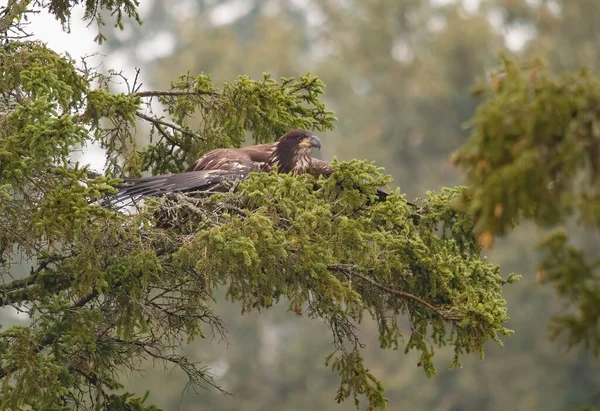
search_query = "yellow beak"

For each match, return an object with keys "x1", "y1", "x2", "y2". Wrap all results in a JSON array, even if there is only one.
[{"x1": 299, "y1": 135, "x2": 322, "y2": 149}]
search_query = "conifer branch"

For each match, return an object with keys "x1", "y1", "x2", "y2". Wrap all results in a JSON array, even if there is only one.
[
  {"x1": 328, "y1": 265, "x2": 442, "y2": 317},
  {"x1": 134, "y1": 90, "x2": 215, "y2": 98},
  {"x1": 0, "y1": 286, "x2": 100, "y2": 379},
  {"x1": 0, "y1": 256, "x2": 64, "y2": 293},
  {"x1": 112, "y1": 338, "x2": 229, "y2": 394},
  {"x1": 0, "y1": 272, "x2": 36, "y2": 293},
  {"x1": 135, "y1": 111, "x2": 193, "y2": 139}
]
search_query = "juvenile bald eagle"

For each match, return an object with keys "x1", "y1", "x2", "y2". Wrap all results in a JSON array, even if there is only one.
[{"x1": 111, "y1": 129, "x2": 333, "y2": 205}]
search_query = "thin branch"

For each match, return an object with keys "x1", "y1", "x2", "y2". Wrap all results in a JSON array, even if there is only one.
[
  {"x1": 0, "y1": 0, "x2": 32, "y2": 35},
  {"x1": 135, "y1": 111, "x2": 181, "y2": 146},
  {"x1": 131, "y1": 68, "x2": 142, "y2": 94},
  {"x1": 0, "y1": 271, "x2": 37, "y2": 292},
  {"x1": 0, "y1": 273, "x2": 72, "y2": 307},
  {"x1": 111, "y1": 338, "x2": 230, "y2": 395},
  {"x1": 328, "y1": 265, "x2": 442, "y2": 317},
  {"x1": 0, "y1": 286, "x2": 100, "y2": 379},
  {"x1": 134, "y1": 90, "x2": 215, "y2": 98},
  {"x1": 135, "y1": 111, "x2": 197, "y2": 142},
  {"x1": 0, "y1": 255, "x2": 65, "y2": 293}
]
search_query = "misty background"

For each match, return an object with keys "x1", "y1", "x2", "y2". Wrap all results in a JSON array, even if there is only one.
[{"x1": 18, "y1": 0, "x2": 600, "y2": 409}]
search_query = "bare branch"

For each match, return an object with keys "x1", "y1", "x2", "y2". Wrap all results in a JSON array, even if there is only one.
[{"x1": 131, "y1": 68, "x2": 142, "y2": 94}]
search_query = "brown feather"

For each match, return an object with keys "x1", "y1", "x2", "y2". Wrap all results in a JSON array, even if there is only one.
[
  {"x1": 308, "y1": 159, "x2": 334, "y2": 177},
  {"x1": 113, "y1": 130, "x2": 325, "y2": 205},
  {"x1": 186, "y1": 143, "x2": 276, "y2": 172}
]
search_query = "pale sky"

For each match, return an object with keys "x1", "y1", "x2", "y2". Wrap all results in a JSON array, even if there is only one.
[{"x1": 28, "y1": 7, "x2": 107, "y2": 170}]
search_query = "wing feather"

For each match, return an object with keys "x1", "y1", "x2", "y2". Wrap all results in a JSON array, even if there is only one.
[
  {"x1": 109, "y1": 166, "x2": 252, "y2": 207},
  {"x1": 109, "y1": 138, "x2": 333, "y2": 208},
  {"x1": 112, "y1": 145, "x2": 266, "y2": 206},
  {"x1": 308, "y1": 159, "x2": 334, "y2": 176},
  {"x1": 186, "y1": 143, "x2": 277, "y2": 172}
]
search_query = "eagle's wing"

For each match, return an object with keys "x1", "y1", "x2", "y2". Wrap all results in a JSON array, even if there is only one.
[
  {"x1": 239, "y1": 143, "x2": 277, "y2": 164},
  {"x1": 110, "y1": 150, "x2": 258, "y2": 207},
  {"x1": 113, "y1": 168, "x2": 250, "y2": 202},
  {"x1": 308, "y1": 159, "x2": 334, "y2": 177},
  {"x1": 186, "y1": 144, "x2": 276, "y2": 172}
]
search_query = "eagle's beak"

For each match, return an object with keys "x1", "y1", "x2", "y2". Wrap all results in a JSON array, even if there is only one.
[
  {"x1": 300, "y1": 134, "x2": 321, "y2": 150},
  {"x1": 311, "y1": 135, "x2": 322, "y2": 150}
]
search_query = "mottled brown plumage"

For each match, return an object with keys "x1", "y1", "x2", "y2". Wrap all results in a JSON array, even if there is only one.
[
  {"x1": 185, "y1": 143, "x2": 276, "y2": 172},
  {"x1": 111, "y1": 129, "x2": 330, "y2": 205}
]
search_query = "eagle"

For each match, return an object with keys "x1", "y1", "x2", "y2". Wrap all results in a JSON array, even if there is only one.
[{"x1": 111, "y1": 129, "x2": 336, "y2": 205}]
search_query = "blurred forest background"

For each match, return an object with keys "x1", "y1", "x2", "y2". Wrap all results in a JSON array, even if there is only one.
[{"x1": 9, "y1": 0, "x2": 600, "y2": 409}]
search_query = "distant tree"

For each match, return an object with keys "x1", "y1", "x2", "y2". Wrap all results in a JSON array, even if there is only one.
[
  {"x1": 454, "y1": 57, "x2": 600, "y2": 399},
  {"x1": 0, "y1": 1, "x2": 515, "y2": 410}
]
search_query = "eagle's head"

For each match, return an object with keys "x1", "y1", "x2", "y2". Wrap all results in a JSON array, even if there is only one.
[{"x1": 269, "y1": 129, "x2": 322, "y2": 175}]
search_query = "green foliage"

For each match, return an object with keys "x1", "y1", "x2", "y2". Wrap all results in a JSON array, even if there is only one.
[
  {"x1": 118, "y1": 1, "x2": 600, "y2": 409},
  {"x1": 538, "y1": 232, "x2": 600, "y2": 357},
  {"x1": 104, "y1": 391, "x2": 164, "y2": 411},
  {"x1": 455, "y1": 58, "x2": 600, "y2": 367},
  {"x1": 153, "y1": 162, "x2": 514, "y2": 408},
  {"x1": 0, "y1": 2, "x2": 515, "y2": 411},
  {"x1": 45, "y1": 0, "x2": 142, "y2": 44},
  {"x1": 0, "y1": 41, "x2": 88, "y2": 177},
  {"x1": 136, "y1": 72, "x2": 337, "y2": 176},
  {"x1": 455, "y1": 58, "x2": 600, "y2": 236}
]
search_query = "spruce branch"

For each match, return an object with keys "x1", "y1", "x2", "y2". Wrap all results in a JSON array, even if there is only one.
[
  {"x1": 112, "y1": 338, "x2": 229, "y2": 395},
  {"x1": 0, "y1": 286, "x2": 100, "y2": 379},
  {"x1": 134, "y1": 90, "x2": 215, "y2": 98},
  {"x1": 328, "y1": 265, "x2": 442, "y2": 317},
  {"x1": 135, "y1": 110, "x2": 194, "y2": 140}
]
